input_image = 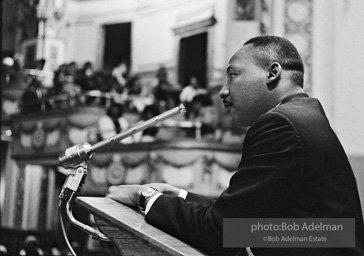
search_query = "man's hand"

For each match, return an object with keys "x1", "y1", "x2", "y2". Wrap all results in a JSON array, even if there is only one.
[
  {"x1": 106, "y1": 185, "x2": 143, "y2": 207},
  {"x1": 143, "y1": 183, "x2": 180, "y2": 196},
  {"x1": 106, "y1": 183, "x2": 182, "y2": 207}
]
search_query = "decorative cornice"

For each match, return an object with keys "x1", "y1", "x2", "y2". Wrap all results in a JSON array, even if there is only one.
[{"x1": 173, "y1": 15, "x2": 216, "y2": 36}]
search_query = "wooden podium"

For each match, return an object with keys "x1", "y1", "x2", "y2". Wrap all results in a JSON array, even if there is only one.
[{"x1": 75, "y1": 197, "x2": 207, "y2": 256}]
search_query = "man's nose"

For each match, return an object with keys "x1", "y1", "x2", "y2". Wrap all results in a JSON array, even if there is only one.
[{"x1": 219, "y1": 83, "x2": 229, "y2": 99}]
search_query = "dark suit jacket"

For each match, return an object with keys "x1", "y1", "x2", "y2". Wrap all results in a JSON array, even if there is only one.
[{"x1": 146, "y1": 94, "x2": 364, "y2": 256}]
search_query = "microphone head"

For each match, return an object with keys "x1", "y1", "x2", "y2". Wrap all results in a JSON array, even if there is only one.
[{"x1": 178, "y1": 104, "x2": 187, "y2": 114}]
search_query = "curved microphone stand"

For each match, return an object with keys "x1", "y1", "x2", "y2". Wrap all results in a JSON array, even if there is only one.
[{"x1": 58, "y1": 104, "x2": 186, "y2": 256}]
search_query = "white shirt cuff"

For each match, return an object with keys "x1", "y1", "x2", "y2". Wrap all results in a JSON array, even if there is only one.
[
  {"x1": 178, "y1": 189, "x2": 188, "y2": 199},
  {"x1": 145, "y1": 192, "x2": 162, "y2": 214},
  {"x1": 144, "y1": 189, "x2": 188, "y2": 215}
]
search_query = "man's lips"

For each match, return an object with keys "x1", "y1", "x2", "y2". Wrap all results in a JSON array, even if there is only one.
[{"x1": 223, "y1": 101, "x2": 233, "y2": 109}]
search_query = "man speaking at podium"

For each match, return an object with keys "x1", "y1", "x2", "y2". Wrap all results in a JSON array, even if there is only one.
[{"x1": 107, "y1": 36, "x2": 364, "y2": 256}]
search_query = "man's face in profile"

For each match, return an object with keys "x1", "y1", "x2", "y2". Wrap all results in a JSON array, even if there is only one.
[{"x1": 220, "y1": 44, "x2": 269, "y2": 127}]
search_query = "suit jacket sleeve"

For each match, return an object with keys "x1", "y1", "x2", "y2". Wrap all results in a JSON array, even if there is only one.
[
  {"x1": 186, "y1": 192, "x2": 216, "y2": 206},
  {"x1": 145, "y1": 112, "x2": 304, "y2": 255}
]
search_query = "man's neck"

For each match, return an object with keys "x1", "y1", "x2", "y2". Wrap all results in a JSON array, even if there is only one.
[
  {"x1": 272, "y1": 82, "x2": 305, "y2": 106},
  {"x1": 278, "y1": 87, "x2": 305, "y2": 102}
]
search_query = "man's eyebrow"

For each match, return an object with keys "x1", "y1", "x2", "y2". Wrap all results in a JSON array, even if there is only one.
[{"x1": 226, "y1": 65, "x2": 232, "y2": 73}]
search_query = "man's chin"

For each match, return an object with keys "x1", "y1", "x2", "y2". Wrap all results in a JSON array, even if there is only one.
[
  {"x1": 230, "y1": 114, "x2": 254, "y2": 127},
  {"x1": 231, "y1": 118, "x2": 248, "y2": 128}
]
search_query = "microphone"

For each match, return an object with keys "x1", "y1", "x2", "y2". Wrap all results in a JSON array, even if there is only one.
[{"x1": 59, "y1": 104, "x2": 186, "y2": 168}]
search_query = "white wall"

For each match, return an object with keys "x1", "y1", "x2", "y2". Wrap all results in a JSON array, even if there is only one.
[
  {"x1": 67, "y1": 0, "x2": 218, "y2": 70},
  {"x1": 333, "y1": 0, "x2": 364, "y2": 156},
  {"x1": 312, "y1": 0, "x2": 364, "y2": 215},
  {"x1": 133, "y1": 0, "x2": 216, "y2": 74},
  {"x1": 226, "y1": 0, "x2": 260, "y2": 63},
  {"x1": 313, "y1": 0, "x2": 364, "y2": 156},
  {"x1": 67, "y1": 0, "x2": 138, "y2": 67},
  {"x1": 312, "y1": 0, "x2": 336, "y2": 123},
  {"x1": 132, "y1": 6, "x2": 177, "y2": 72},
  {"x1": 334, "y1": 0, "x2": 364, "y2": 214}
]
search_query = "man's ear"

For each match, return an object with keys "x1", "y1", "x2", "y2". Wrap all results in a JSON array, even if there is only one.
[{"x1": 267, "y1": 62, "x2": 282, "y2": 85}]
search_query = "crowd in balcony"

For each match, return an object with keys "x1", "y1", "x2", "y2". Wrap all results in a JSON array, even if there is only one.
[{"x1": 2, "y1": 56, "x2": 245, "y2": 143}]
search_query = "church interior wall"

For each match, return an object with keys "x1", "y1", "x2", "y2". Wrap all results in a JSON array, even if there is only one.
[
  {"x1": 311, "y1": 0, "x2": 364, "y2": 214},
  {"x1": 1, "y1": 0, "x2": 364, "y2": 254}
]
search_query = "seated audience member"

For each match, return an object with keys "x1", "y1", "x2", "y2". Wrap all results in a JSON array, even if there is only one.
[
  {"x1": 126, "y1": 75, "x2": 143, "y2": 96},
  {"x1": 92, "y1": 71, "x2": 111, "y2": 93},
  {"x1": 124, "y1": 75, "x2": 154, "y2": 113},
  {"x1": 2, "y1": 57, "x2": 15, "y2": 85},
  {"x1": 197, "y1": 104, "x2": 220, "y2": 141},
  {"x1": 188, "y1": 93, "x2": 212, "y2": 120},
  {"x1": 13, "y1": 53, "x2": 24, "y2": 73},
  {"x1": 140, "y1": 104, "x2": 160, "y2": 142},
  {"x1": 98, "y1": 102, "x2": 132, "y2": 143},
  {"x1": 75, "y1": 61, "x2": 94, "y2": 91},
  {"x1": 188, "y1": 93, "x2": 219, "y2": 140},
  {"x1": 47, "y1": 63, "x2": 82, "y2": 108},
  {"x1": 179, "y1": 76, "x2": 207, "y2": 106},
  {"x1": 152, "y1": 66, "x2": 181, "y2": 111},
  {"x1": 18, "y1": 236, "x2": 44, "y2": 256},
  {"x1": 21, "y1": 77, "x2": 43, "y2": 113},
  {"x1": 107, "y1": 36, "x2": 364, "y2": 256},
  {"x1": 35, "y1": 59, "x2": 46, "y2": 70},
  {"x1": 112, "y1": 60, "x2": 128, "y2": 91},
  {"x1": 84, "y1": 71, "x2": 113, "y2": 106},
  {"x1": 0, "y1": 245, "x2": 8, "y2": 256}
]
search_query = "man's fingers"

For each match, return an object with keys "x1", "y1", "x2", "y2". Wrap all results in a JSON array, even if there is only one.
[{"x1": 105, "y1": 185, "x2": 142, "y2": 207}]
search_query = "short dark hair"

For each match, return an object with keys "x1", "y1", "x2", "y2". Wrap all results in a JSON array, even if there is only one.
[{"x1": 244, "y1": 36, "x2": 304, "y2": 87}]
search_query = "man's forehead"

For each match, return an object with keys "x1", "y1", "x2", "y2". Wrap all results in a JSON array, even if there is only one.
[
  {"x1": 227, "y1": 46, "x2": 254, "y2": 69},
  {"x1": 233, "y1": 45, "x2": 255, "y2": 59}
]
